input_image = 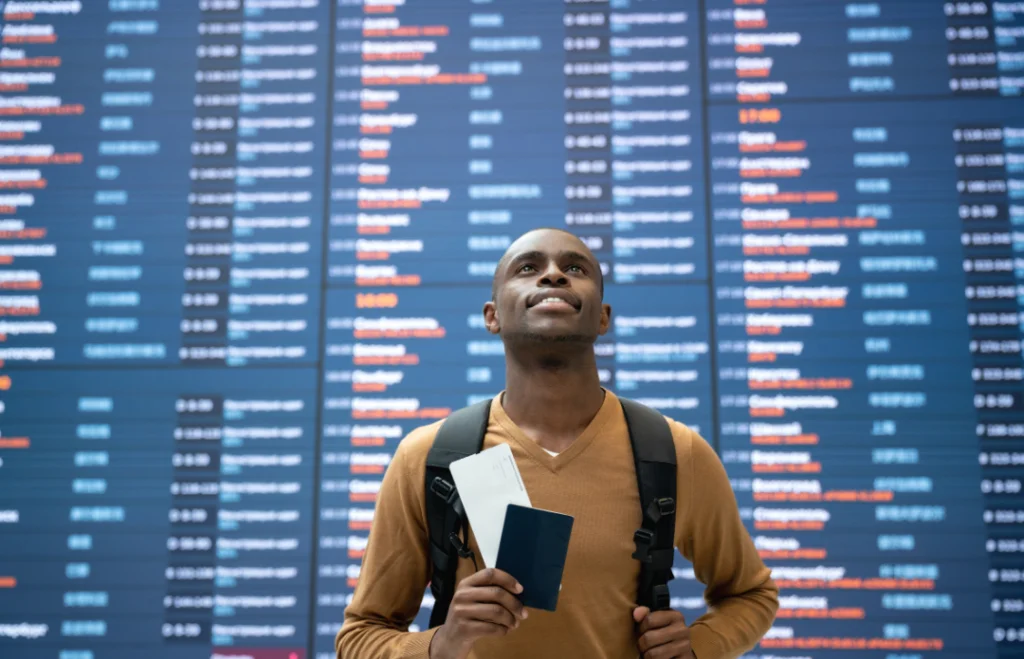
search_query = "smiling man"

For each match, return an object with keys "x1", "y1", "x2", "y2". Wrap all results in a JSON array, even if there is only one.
[{"x1": 337, "y1": 228, "x2": 779, "y2": 659}]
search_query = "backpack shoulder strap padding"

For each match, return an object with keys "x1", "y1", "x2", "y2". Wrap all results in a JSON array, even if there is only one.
[
  {"x1": 423, "y1": 398, "x2": 491, "y2": 628},
  {"x1": 619, "y1": 397, "x2": 677, "y2": 611}
]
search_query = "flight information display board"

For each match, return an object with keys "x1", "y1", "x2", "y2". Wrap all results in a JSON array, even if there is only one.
[{"x1": 0, "y1": 1, "x2": 1020, "y2": 659}]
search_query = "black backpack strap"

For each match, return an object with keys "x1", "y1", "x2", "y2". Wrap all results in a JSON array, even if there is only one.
[
  {"x1": 423, "y1": 399, "x2": 491, "y2": 628},
  {"x1": 620, "y1": 397, "x2": 677, "y2": 611}
]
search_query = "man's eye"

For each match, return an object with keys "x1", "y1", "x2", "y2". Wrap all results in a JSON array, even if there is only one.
[
  {"x1": 567, "y1": 264, "x2": 584, "y2": 273},
  {"x1": 518, "y1": 264, "x2": 535, "y2": 273}
]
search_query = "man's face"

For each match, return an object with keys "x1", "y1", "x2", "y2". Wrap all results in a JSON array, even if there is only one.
[{"x1": 483, "y1": 230, "x2": 611, "y2": 346}]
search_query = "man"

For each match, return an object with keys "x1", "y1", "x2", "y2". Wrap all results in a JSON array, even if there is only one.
[{"x1": 336, "y1": 228, "x2": 779, "y2": 659}]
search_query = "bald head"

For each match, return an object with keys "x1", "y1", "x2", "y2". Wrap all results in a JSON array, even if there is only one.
[{"x1": 491, "y1": 228, "x2": 604, "y2": 300}]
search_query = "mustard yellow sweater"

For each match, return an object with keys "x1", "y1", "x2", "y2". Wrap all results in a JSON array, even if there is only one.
[{"x1": 337, "y1": 390, "x2": 779, "y2": 659}]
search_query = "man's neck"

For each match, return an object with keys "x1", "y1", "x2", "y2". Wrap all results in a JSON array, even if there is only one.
[{"x1": 501, "y1": 346, "x2": 606, "y2": 442}]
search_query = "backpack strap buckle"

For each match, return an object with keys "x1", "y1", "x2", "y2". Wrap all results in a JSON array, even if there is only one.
[
  {"x1": 632, "y1": 529, "x2": 655, "y2": 561},
  {"x1": 633, "y1": 529, "x2": 675, "y2": 570},
  {"x1": 448, "y1": 531, "x2": 474, "y2": 559},
  {"x1": 651, "y1": 497, "x2": 675, "y2": 520},
  {"x1": 430, "y1": 476, "x2": 457, "y2": 504}
]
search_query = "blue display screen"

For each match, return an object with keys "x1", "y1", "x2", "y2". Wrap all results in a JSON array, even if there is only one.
[{"x1": 0, "y1": 1, "x2": 1021, "y2": 658}]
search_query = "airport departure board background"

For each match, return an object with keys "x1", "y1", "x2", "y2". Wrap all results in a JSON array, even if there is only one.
[{"x1": 0, "y1": 0, "x2": 1022, "y2": 658}]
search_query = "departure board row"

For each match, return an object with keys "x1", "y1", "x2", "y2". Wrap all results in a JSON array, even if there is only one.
[{"x1": 0, "y1": 1, "x2": 1021, "y2": 659}]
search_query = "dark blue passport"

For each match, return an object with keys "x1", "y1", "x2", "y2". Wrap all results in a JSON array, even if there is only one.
[{"x1": 494, "y1": 503, "x2": 574, "y2": 611}]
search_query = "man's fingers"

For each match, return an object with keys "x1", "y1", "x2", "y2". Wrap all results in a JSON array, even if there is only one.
[
  {"x1": 636, "y1": 610, "x2": 690, "y2": 657},
  {"x1": 444, "y1": 568, "x2": 530, "y2": 651},
  {"x1": 487, "y1": 568, "x2": 524, "y2": 595},
  {"x1": 637, "y1": 610, "x2": 685, "y2": 636},
  {"x1": 462, "y1": 585, "x2": 528, "y2": 622},
  {"x1": 460, "y1": 602, "x2": 520, "y2": 630},
  {"x1": 451, "y1": 579, "x2": 527, "y2": 621},
  {"x1": 472, "y1": 585, "x2": 527, "y2": 619},
  {"x1": 465, "y1": 567, "x2": 523, "y2": 594},
  {"x1": 455, "y1": 569, "x2": 528, "y2": 619},
  {"x1": 637, "y1": 622, "x2": 687, "y2": 654},
  {"x1": 643, "y1": 639, "x2": 692, "y2": 659},
  {"x1": 464, "y1": 619, "x2": 515, "y2": 639}
]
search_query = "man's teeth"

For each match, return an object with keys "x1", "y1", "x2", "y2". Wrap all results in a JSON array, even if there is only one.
[{"x1": 539, "y1": 297, "x2": 571, "y2": 305}]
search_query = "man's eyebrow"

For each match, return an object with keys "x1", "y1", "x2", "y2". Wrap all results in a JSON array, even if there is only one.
[
  {"x1": 507, "y1": 250, "x2": 545, "y2": 268},
  {"x1": 559, "y1": 250, "x2": 595, "y2": 266},
  {"x1": 507, "y1": 249, "x2": 595, "y2": 268}
]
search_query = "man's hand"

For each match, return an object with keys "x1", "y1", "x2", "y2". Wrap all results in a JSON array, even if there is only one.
[
  {"x1": 429, "y1": 568, "x2": 529, "y2": 659},
  {"x1": 632, "y1": 606, "x2": 694, "y2": 659}
]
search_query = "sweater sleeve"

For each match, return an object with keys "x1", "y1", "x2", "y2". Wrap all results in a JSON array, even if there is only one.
[
  {"x1": 335, "y1": 428, "x2": 441, "y2": 659},
  {"x1": 674, "y1": 426, "x2": 779, "y2": 659}
]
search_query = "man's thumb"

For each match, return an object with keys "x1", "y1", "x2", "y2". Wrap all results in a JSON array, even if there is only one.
[{"x1": 632, "y1": 606, "x2": 650, "y2": 623}]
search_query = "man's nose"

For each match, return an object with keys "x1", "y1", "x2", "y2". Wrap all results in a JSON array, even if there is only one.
[{"x1": 539, "y1": 262, "x2": 568, "y2": 286}]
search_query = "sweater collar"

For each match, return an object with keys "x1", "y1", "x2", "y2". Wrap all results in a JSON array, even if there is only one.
[{"x1": 490, "y1": 388, "x2": 618, "y2": 473}]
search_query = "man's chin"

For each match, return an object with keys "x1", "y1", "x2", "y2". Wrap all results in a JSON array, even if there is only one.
[{"x1": 508, "y1": 330, "x2": 596, "y2": 344}]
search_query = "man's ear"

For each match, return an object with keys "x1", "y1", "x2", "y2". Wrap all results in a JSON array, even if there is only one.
[
  {"x1": 598, "y1": 303, "x2": 612, "y2": 336},
  {"x1": 483, "y1": 300, "x2": 501, "y2": 334}
]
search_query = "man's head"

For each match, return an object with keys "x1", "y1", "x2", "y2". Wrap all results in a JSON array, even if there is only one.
[{"x1": 483, "y1": 228, "x2": 611, "y2": 348}]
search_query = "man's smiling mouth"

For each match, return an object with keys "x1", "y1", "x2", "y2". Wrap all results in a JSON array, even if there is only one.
[
  {"x1": 532, "y1": 297, "x2": 577, "y2": 311},
  {"x1": 527, "y1": 290, "x2": 581, "y2": 311}
]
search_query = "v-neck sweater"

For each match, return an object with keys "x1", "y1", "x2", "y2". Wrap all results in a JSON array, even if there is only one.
[{"x1": 336, "y1": 390, "x2": 779, "y2": 659}]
